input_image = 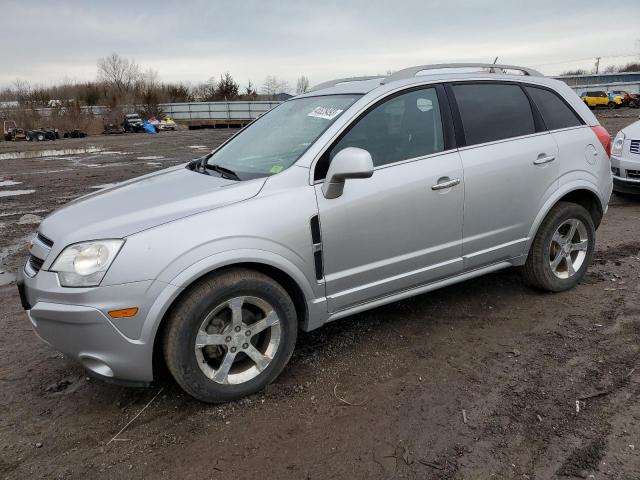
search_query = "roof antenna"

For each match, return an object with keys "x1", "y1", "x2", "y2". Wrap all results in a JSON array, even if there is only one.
[{"x1": 490, "y1": 56, "x2": 499, "y2": 73}]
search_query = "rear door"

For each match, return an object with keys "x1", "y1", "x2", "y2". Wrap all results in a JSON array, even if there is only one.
[
  {"x1": 448, "y1": 81, "x2": 559, "y2": 270},
  {"x1": 524, "y1": 85, "x2": 597, "y2": 197}
]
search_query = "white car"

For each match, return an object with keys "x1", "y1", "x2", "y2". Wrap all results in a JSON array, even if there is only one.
[{"x1": 611, "y1": 120, "x2": 640, "y2": 194}]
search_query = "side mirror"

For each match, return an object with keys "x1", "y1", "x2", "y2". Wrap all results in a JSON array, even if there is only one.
[{"x1": 322, "y1": 147, "x2": 374, "y2": 199}]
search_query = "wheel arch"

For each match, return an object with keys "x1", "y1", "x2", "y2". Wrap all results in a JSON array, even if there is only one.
[
  {"x1": 526, "y1": 184, "x2": 604, "y2": 256},
  {"x1": 151, "y1": 259, "x2": 317, "y2": 381}
]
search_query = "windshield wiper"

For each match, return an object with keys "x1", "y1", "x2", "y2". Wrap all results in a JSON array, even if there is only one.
[{"x1": 205, "y1": 163, "x2": 241, "y2": 181}]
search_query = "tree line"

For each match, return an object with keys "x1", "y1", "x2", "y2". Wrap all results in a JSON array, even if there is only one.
[
  {"x1": 559, "y1": 61, "x2": 640, "y2": 76},
  {"x1": 0, "y1": 53, "x2": 312, "y2": 113}
]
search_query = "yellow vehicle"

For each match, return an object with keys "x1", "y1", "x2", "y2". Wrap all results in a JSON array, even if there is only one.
[
  {"x1": 157, "y1": 116, "x2": 178, "y2": 131},
  {"x1": 580, "y1": 90, "x2": 623, "y2": 109}
]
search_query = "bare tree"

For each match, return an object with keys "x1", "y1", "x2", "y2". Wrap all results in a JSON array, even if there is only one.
[
  {"x1": 191, "y1": 77, "x2": 217, "y2": 101},
  {"x1": 97, "y1": 53, "x2": 141, "y2": 98},
  {"x1": 295, "y1": 75, "x2": 310, "y2": 94},
  {"x1": 261, "y1": 75, "x2": 291, "y2": 99}
]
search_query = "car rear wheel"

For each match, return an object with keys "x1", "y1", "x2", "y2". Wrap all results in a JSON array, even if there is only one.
[
  {"x1": 607, "y1": 101, "x2": 616, "y2": 109},
  {"x1": 523, "y1": 202, "x2": 595, "y2": 292},
  {"x1": 163, "y1": 268, "x2": 298, "y2": 403}
]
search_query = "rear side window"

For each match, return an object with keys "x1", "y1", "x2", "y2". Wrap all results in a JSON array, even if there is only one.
[
  {"x1": 451, "y1": 83, "x2": 535, "y2": 146},
  {"x1": 525, "y1": 86, "x2": 582, "y2": 130}
]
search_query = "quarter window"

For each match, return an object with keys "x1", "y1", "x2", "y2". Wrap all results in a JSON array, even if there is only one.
[
  {"x1": 525, "y1": 86, "x2": 582, "y2": 131},
  {"x1": 328, "y1": 87, "x2": 445, "y2": 168},
  {"x1": 451, "y1": 83, "x2": 535, "y2": 146}
]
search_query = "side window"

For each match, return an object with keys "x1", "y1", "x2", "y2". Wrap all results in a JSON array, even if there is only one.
[
  {"x1": 328, "y1": 87, "x2": 444, "y2": 168},
  {"x1": 525, "y1": 86, "x2": 582, "y2": 130},
  {"x1": 451, "y1": 83, "x2": 535, "y2": 146}
]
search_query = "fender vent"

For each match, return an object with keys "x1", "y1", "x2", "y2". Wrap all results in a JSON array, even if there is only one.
[{"x1": 310, "y1": 215, "x2": 323, "y2": 281}]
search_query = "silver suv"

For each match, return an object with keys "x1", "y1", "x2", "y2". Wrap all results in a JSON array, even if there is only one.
[{"x1": 18, "y1": 63, "x2": 613, "y2": 403}]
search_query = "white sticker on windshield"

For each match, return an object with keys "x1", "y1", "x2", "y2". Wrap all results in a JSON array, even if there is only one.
[{"x1": 307, "y1": 106, "x2": 343, "y2": 120}]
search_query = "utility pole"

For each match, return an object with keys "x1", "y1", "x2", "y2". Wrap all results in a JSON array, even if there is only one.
[{"x1": 594, "y1": 56, "x2": 601, "y2": 74}]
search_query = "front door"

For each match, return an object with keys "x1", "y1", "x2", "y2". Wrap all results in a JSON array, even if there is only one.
[{"x1": 315, "y1": 86, "x2": 465, "y2": 312}]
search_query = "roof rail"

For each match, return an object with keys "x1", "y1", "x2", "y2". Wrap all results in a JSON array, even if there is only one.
[
  {"x1": 308, "y1": 76, "x2": 384, "y2": 92},
  {"x1": 381, "y1": 63, "x2": 543, "y2": 84}
]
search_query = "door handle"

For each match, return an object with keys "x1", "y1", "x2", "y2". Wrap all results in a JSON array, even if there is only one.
[
  {"x1": 431, "y1": 178, "x2": 461, "y2": 190},
  {"x1": 534, "y1": 154, "x2": 555, "y2": 165}
]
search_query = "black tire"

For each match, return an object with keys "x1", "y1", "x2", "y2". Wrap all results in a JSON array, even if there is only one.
[
  {"x1": 523, "y1": 202, "x2": 595, "y2": 292},
  {"x1": 607, "y1": 101, "x2": 616, "y2": 110},
  {"x1": 163, "y1": 268, "x2": 298, "y2": 403},
  {"x1": 36, "y1": 133, "x2": 45, "y2": 141}
]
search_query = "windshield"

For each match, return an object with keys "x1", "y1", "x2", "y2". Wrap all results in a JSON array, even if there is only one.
[{"x1": 205, "y1": 94, "x2": 361, "y2": 179}]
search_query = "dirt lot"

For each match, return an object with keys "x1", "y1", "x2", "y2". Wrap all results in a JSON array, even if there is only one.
[{"x1": 1, "y1": 111, "x2": 640, "y2": 479}]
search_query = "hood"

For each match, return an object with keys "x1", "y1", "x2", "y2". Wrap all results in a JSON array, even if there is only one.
[
  {"x1": 39, "y1": 165, "x2": 266, "y2": 245},
  {"x1": 622, "y1": 119, "x2": 640, "y2": 139}
]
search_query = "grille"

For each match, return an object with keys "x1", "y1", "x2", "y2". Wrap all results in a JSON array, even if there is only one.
[
  {"x1": 28, "y1": 255, "x2": 44, "y2": 274},
  {"x1": 631, "y1": 140, "x2": 640, "y2": 155},
  {"x1": 627, "y1": 169, "x2": 640, "y2": 179}
]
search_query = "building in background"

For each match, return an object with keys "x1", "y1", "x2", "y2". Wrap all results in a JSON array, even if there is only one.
[{"x1": 554, "y1": 72, "x2": 640, "y2": 95}]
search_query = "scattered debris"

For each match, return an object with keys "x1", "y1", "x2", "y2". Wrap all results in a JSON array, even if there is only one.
[
  {"x1": 578, "y1": 390, "x2": 612, "y2": 401},
  {"x1": 418, "y1": 459, "x2": 444, "y2": 470},
  {"x1": 401, "y1": 445, "x2": 414, "y2": 465},
  {"x1": 462, "y1": 409, "x2": 468, "y2": 424},
  {"x1": 35, "y1": 442, "x2": 42, "y2": 448},
  {"x1": 333, "y1": 383, "x2": 369, "y2": 407},
  {"x1": 107, "y1": 387, "x2": 164, "y2": 446}
]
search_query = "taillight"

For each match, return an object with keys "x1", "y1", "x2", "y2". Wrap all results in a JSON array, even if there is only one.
[{"x1": 591, "y1": 125, "x2": 612, "y2": 159}]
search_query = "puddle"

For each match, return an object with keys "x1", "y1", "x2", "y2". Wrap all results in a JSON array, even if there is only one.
[
  {"x1": 188, "y1": 145, "x2": 208, "y2": 149},
  {"x1": 99, "y1": 151, "x2": 127, "y2": 155},
  {"x1": 137, "y1": 155, "x2": 164, "y2": 160},
  {"x1": 90, "y1": 183, "x2": 118, "y2": 190},
  {"x1": 17, "y1": 214, "x2": 42, "y2": 225},
  {"x1": 0, "y1": 147, "x2": 103, "y2": 161},
  {"x1": 0, "y1": 209, "x2": 48, "y2": 218},
  {"x1": 0, "y1": 190, "x2": 35, "y2": 198},
  {"x1": 0, "y1": 180, "x2": 21, "y2": 187},
  {"x1": 145, "y1": 162, "x2": 162, "y2": 167},
  {"x1": 0, "y1": 270, "x2": 16, "y2": 286},
  {"x1": 0, "y1": 234, "x2": 33, "y2": 285}
]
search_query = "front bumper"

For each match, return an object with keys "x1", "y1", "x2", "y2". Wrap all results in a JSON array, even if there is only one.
[
  {"x1": 17, "y1": 267, "x2": 176, "y2": 383},
  {"x1": 611, "y1": 153, "x2": 640, "y2": 194},
  {"x1": 613, "y1": 176, "x2": 640, "y2": 194}
]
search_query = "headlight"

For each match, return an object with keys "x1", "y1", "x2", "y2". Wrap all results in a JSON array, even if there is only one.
[
  {"x1": 50, "y1": 239, "x2": 124, "y2": 287},
  {"x1": 612, "y1": 131, "x2": 625, "y2": 157}
]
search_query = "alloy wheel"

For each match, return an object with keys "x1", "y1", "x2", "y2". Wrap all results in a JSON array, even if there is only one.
[
  {"x1": 194, "y1": 296, "x2": 281, "y2": 384},
  {"x1": 548, "y1": 218, "x2": 588, "y2": 279}
]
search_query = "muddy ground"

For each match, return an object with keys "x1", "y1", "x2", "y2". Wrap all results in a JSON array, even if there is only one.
[{"x1": 1, "y1": 110, "x2": 640, "y2": 479}]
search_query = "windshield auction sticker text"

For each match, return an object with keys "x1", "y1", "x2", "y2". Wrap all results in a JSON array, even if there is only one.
[{"x1": 307, "y1": 106, "x2": 343, "y2": 120}]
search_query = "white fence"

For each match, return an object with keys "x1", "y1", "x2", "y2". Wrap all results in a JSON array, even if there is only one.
[
  {"x1": 4, "y1": 101, "x2": 282, "y2": 122},
  {"x1": 160, "y1": 101, "x2": 280, "y2": 121}
]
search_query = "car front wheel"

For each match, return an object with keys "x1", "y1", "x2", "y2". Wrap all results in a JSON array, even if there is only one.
[
  {"x1": 163, "y1": 268, "x2": 298, "y2": 403},
  {"x1": 523, "y1": 202, "x2": 595, "y2": 292}
]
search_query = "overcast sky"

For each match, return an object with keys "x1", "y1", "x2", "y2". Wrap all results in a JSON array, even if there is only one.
[{"x1": 3, "y1": 0, "x2": 639, "y2": 90}]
